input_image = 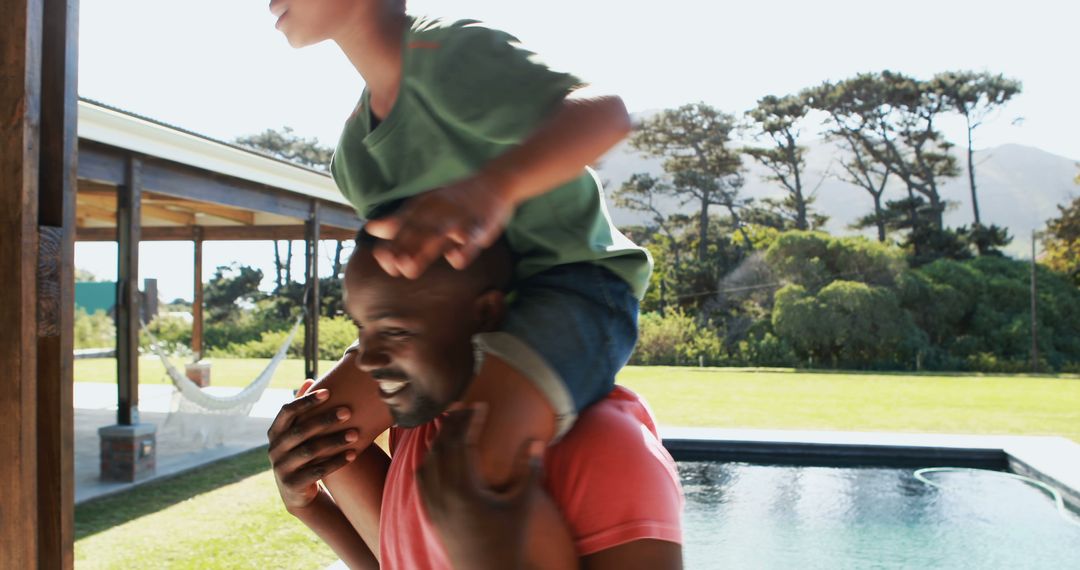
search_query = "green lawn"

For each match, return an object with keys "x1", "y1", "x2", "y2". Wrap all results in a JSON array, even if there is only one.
[
  {"x1": 77, "y1": 357, "x2": 1080, "y2": 442},
  {"x1": 75, "y1": 448, "x2": 336, "y2": 570},
  {"x1": 618, "y1": 367, "x2": 1080, "y2": 443},
  {"x1": 74, "y1": 364, "x2": 1080, "y2": 568}
]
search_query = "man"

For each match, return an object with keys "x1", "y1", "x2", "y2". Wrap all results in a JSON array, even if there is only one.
[{"x1": 267, "y1": 233, "x2": 683, "y2": 569}]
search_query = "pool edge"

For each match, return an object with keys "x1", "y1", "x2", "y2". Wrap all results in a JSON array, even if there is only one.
[{"x1": 660, "y1": 427, "x2": 1080, "y2": 513}]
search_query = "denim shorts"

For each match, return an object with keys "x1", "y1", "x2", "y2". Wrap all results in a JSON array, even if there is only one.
[{"x1": 472, "y1": 262, "x2": 639, "y2": 438}]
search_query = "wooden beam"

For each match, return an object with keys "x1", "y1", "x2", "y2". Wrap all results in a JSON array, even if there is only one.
[
  {"x1": 116, "y1": 155, "x2": 141, "y2": 426},
  {"x1": 142, "y1": 158, "x2": 313, "y2": 219},
  {"x1": 143, "y1": 195, "x2": 257, "y2": 225},
  {"x1": 76, "y1": 224, "x2": 357, "y2": 242},
  {"x1": 0, "y1": 0, "x2": 43, "y2": 563},
  {"x1": 79, "y1": 192, "x2": 195, "y2": 225},
  {"x1": 141, "y1": 203, "x2": 195, "y2": 225},
  {"x1": 75, "y1": 192, "x2": 115, "y2": 209},
  {"x1": 76, "y1": 203, "x2": 116, "y2": 224},
  {"x1": 77, "y1": 140, "x2": 125, "y2": 185},
  {"x1": 36, "y1": 0, "x2": 78, "y2": 564},
  {"x1": 77, "y1": 141, "x2": 362, "y2": 230},
  {"x1": 192, "y1": 228, "x2": 203, "y2": 360},
  {"x1": 320, "y1": 204, "x2": 364, "y2": 231},
  {"x1": 304, "y1": 202, "x2": 321, "y2": 381}
]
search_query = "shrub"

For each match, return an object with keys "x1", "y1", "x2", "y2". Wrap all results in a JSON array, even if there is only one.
[
  {"x1": 74, "y1": 308, "x2": 115, "y2": 350},
  {"x1": 632, "y1": 308, "x2": 725, "y2": 366},
  {"x1": 732, "y1": 332, "x2": 798, "y2": 367},
  {"x1": 211, "y1": 316, "x2": 357, "y2": 362},
  {"x1": 140, "y1": 314, "x2": 193, "y2": 356}
]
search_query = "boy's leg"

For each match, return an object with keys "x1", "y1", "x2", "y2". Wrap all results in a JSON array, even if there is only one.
[
  {"x1": 468, "y1": 262, "x2": 640, "y2": 478},
  {"x1": 459, "y1": 263, "x2": 639, "y2": 565}
]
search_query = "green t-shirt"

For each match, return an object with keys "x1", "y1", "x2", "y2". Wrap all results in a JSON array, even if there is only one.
[{"x1": 330, "y1": 16, "x2": 652, "y2": 299}]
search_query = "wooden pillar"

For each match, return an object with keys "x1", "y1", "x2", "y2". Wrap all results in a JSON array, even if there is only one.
[
  {"x1": 116, "y1": 155, "x2": 142, "y2": 426},
  {"x1": 0, "y1": 1, "x2": 44, "y2": 565},
  {"x1": 304, "y1": 202, "x2": 321, "y2": 381},
  {"x1": 36, "y1": 0, "x2": 77, "y2": 566},
  {"x1": 2, "y1": 0, "x2": 78, "y2": 566},
  {"x1": 192, "y1": 227, "x2": 204, "y2": 360}
]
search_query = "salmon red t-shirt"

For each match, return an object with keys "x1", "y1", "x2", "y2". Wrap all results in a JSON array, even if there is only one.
[{"x1": 379, "y1": 386, "x2": 684, "y2": 569}]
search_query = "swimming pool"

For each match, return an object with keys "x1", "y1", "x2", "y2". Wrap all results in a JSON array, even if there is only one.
[{"x1": 679, "y1": 461, "x2": 1080, "y2": 568}]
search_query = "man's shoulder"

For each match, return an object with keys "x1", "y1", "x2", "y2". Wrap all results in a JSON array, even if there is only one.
[
  {"x1": 548, "y1": 386, "x2": 666, "y2": 464},
  {"x1": 543, "y1": 386, "x2": 684, "y2": 555}
]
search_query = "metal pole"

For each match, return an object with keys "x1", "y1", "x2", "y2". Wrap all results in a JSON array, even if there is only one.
[{"x1": 1030, "y1": 230, "x2": 1039, "y2": 374}]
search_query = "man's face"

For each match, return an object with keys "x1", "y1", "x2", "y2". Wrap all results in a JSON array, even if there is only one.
[
  {"x1": 343, "y1": 252, "x2": 489, "y2": 427},
  {"x1": 268, "y1": 0, "x2": 363, "y2": 48}
]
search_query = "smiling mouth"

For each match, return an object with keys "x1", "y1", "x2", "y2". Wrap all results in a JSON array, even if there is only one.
[{"x1": 377, "y1": 380, "x2": 409, "y2": 397}]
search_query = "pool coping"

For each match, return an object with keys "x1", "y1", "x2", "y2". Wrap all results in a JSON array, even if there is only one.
[{"x1": 659, "y1": 427, "x2": 1080, "y2": 513}]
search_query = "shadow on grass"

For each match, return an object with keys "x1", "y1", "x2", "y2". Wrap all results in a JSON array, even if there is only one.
[{"x1": 75, "y1": 446, "x2": 271, "y2": 541}]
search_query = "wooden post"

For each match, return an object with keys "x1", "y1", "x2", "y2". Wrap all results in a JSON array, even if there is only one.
[
  {"x1": 192, "y1": 227, "x2": 204, "y2": 360},
  {"x1": 116, "y1": 154, "x2": 142, "y2": 425},
  {"x1": 36, "y1": 0, "x2": 78, "y2": 565},
  {"x1": 2, "y1": 0, "x2": 78, "y2": 566},
  {"x1": 0, "y1": 1, "x2": 44, "y2": 565},
  {"x1": 304, "y1": 202, "x2": 321, "y2": 381}
]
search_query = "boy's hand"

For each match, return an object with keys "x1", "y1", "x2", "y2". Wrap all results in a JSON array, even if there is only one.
[
  {"x1": 268, "y1": 381, "x2": 359, "y2": 511},
  {"x1": 417, "y1": 404, "x2": 543, "y2": 570},
  {"x1": 364, "y1": 173, "x2": 515, "y2": 279}
]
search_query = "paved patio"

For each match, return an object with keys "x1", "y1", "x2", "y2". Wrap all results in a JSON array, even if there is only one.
[{"x1": 75, "y1": 382, "x2": 294, "y2": 504}]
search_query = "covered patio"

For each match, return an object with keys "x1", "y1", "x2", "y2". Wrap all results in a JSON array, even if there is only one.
[
  {"x1": 0, "y1": 3, "x2": 360, "y2": 563},
  {"x1": 71, "y1": 98, "x2": 361, "y2": 486}
]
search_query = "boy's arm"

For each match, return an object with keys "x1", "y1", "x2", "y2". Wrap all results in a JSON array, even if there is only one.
[
  {"x1": 364, "y1": 92, "x2": 632, "y2": 278},
  {"x1": 268, "y1": 382, "x2": 387, "y2": 569},
  {"x1": 288, "y1": 489, "x2": 381, "y2": 570}
]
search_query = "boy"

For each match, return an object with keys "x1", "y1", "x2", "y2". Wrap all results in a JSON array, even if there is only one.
[{"x1": 269, "y1": 0, "x2": 651, "y2": 562}]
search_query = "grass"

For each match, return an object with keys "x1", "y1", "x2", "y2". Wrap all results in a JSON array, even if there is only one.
[
  {"x1": 75, "y1": 448, "x2": 337, "y2": 570},
  {"x1": 617, "y1": 367, "x2": 1080, "y2": 443},
  {"x1": 73, "y1": 363, "x2": 1080, "y2": 568}
]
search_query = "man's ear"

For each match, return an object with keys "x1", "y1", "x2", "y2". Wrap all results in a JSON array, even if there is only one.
[{"x1": 472, "y1": 289, "x2": 506, "y2": 332}]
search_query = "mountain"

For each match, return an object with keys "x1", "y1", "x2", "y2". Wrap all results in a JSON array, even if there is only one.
[{"x1": 596, "y1": 126, "x2": 1079, "y2": 258}]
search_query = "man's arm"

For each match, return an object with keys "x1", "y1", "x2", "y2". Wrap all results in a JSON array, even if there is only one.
[
  {"x1": 582, "y1": 540, "x2": 683, "y2": 570},
  {"x1": 364, "y1": 92, "x2": 632, "y2": 278}
]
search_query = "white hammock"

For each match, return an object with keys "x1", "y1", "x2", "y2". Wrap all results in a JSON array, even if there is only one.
[{"x1": 142, "y1": 317, "x2": 302, "y2": 446}]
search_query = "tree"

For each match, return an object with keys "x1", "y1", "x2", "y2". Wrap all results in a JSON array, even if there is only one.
[
  {"x1": 809, "y1": 72, "x2": 959, "y2": 231},
  {"x1": 625, "y1": 103, "x2": 747, "y2": 263},
  {"x1": 234, "y1": 126, "x2": 334, "y2": 171},
  {"x1": 75, "y1": 268, "x2": 98, "y2": 282},
  {"x1": 829, "y1": 120, "x2": 893, "y2": 242},
  {"x1": 1043, "y1": 194, "x2": 1080, "y2": 286},
  {"x1": 744, "y1": 93, "x2": 826, "y2": 231},
  {"x1": 204, "y1": 264, "x2": 265, "y2": 323},
  {"x1": 934, "y1": 71, "x2": 1022, "y2": 234},
  {"x1": 614, "y1": 174, "x2": 684, "y2": 269}
]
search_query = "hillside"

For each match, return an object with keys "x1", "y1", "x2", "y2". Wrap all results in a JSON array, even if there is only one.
[{"x1": 596, "y1": 128, "x2": 1079, "y2": 258}]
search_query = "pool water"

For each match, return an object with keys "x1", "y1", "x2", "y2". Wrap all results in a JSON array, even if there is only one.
[{"x1": 679, "y1": 461, "x2": 1080, "y2": 569}]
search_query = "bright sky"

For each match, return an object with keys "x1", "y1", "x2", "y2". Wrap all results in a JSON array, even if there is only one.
[{"x1": 75, "y1": 0, "x2": 1080, "y2": 302}]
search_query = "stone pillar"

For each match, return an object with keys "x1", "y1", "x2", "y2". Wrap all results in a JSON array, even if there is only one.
[{"x1": 98, "y1": 424, "x2": 157, "y2": 482}]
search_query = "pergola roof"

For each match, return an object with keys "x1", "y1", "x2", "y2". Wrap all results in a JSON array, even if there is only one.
[{"x1": 75, "y1": 98, "x2": 360, "y2": 241}]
